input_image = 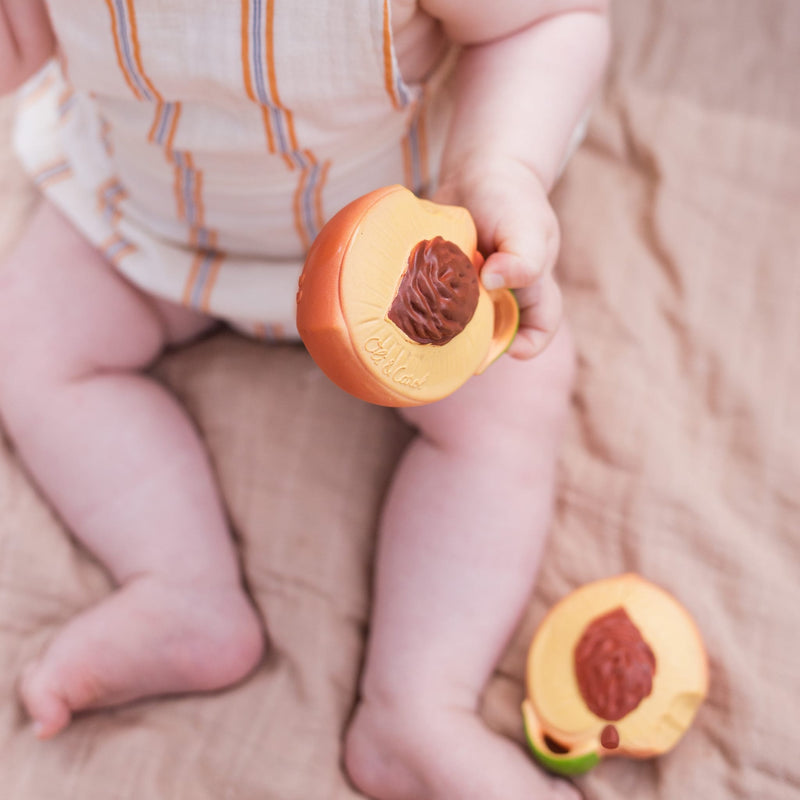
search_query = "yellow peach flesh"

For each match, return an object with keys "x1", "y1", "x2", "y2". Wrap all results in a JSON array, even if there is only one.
[
  {"x1": 338, "y1": 188, "x2": 496, "y2": 404},
  {"x1": 526, "y1": 574, "x2": 708, "y2": 757}
]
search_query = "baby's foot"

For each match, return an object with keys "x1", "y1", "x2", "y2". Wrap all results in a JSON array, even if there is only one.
[
  {"x1": 19, "y1": 575, "x2": 264, "y2": 738},
  {"x1": 345, "y1": 700, "x2": 581, "y2": 800}
]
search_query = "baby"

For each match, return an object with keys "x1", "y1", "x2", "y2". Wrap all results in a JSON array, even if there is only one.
[{"x1": 0, "y1": 1, "x2": 608, "y2": 798}]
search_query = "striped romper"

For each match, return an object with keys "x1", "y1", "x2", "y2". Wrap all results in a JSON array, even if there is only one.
[{"x1": 13, "y1": 0, "x2": 452, "y2": 339}]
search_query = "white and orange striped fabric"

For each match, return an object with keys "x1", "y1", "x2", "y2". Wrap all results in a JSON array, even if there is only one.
[{"x1": 13, "y1": 0, "x2": 453, "y2": 339}]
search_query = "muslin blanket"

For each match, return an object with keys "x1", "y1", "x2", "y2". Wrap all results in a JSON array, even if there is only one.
[{"x1": 1, "y1": 1, "x2": 799, "y2": 798}]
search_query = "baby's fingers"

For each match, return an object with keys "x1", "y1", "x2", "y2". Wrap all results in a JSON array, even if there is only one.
[
  {"x1": 479, "y1": 199, "x2": 560, "y2": 292},
  {"x1": 506, "y1": 274, "x2": 563, "y2": 360}
]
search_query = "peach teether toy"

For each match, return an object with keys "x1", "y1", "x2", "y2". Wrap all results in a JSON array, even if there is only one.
[
  {"x1": 523, "y1": 574, "x2": 709, "y2": 775},
  {"x1": 296, "y1": 185, "x2": 519, "y2": 407}
]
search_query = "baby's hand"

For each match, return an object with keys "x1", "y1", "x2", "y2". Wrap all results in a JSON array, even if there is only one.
[{"x1": 433, "y1": 156, "x2": 562, "y2": 360}]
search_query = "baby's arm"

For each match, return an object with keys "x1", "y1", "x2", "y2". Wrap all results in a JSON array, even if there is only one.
[
  {"x1": 0, "y1": 0, "x2": 55, "y2": 95},
  {"x1": 421, "y1": 0, "x2": 610, "y2": 358}
]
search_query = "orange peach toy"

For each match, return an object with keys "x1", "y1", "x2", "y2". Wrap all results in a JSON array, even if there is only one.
[
  {"x1": 296, "y1": 185, "x2": 519, "y2": 407},
  {"x1": 523, "y1": 574, "x2": 709, "y2": 775}
]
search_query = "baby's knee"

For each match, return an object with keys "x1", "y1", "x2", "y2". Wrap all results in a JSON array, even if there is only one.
[{"x1": 0, "y1": 272, "x2": 161, "y2": 409}]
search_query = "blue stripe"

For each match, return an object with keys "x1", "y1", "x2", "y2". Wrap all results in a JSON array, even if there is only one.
[
  {"x1": 302, "y1": 162, "x2": 321, "y2": 241},
  {"x1": 105, "y1": 238, "x2": 130, "y2": 259},
  {"x1": 153, "y1": 103, "x2": 173, "y2": 145},
  {"x1": 270, "y1": 107, "x2": 290, "y2": 154},
  {"x1": 395, "y1": 74, "x2": 411, "y2": 109},
  {"x1": 190, "y1": 253, "x2": 215, "y2": 308},
  {"x1": 114, "y1": 0, "x2": 153, "y2": 102},
  {"x1": 183, "y1": 167, "x2": 196, "y2": 226},
  {"x1": 250, "y1": 0, "x2": 295, "y2": 155},
  {"x1": 251, "y1": 0, "x2": 268, "y2": 106},
  {"x1": 102, "y1": 183, "x2": 124, "y2": 221},
  {"x1": 103, "y1": 192, "x2": 114, "y2": 220},
  {"x1": 171, "y1": 152, "x2": 196, "y2": 226},
  {"x1": 58, "y1": 95, "x2": 77, "y2": 118},
  {"x1": 292, "y1": 149, "x2": 310, "y2": 170},
  {"x1": 35, "y1": 163, "x2": 70, "y2": 184}
]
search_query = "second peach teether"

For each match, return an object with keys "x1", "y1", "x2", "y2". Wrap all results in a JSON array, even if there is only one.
[{"x1": 522, "y1": 574, "x2": 709, "y2": 776}]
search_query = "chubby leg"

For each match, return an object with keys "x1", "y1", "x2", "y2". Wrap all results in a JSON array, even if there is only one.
[
  {"x1": 0, "y1": 203, "x2": 263, "y2": 738},
  {"x1": 345, "y1": 328, "x2": 579, "y2": 800}
]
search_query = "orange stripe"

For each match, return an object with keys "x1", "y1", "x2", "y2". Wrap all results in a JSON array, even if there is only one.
[
  {"x1": 97, "y1": 177, "x2": 116, "y2": 199},
  {"x1": 173, "y1": 160, "x2": 185, "y2": 221},
  {"x1": 184, "y1": 234, "x2": 221, "y2": 318},
  {"x1": 124, "y1": 0, "x2": 162, "y2": 102},
  {"x1": 150, "y1": 101, "x2": 182, "y2": 152},
  {"x1": 242, "y1": 0, "x2": 277, "y2": 154},
  {"x1": 34, "y1": 160, "x2": 73, "y2": 188},
  {"x1": 293, "y1": 168, "x2": 310, "y2": 251},
  {"x1": 99, "y1": 116, "x2": 114, "y2": 156},
  {"x1": 241, "y1": 0, "x2": 257, "y2": 102},
  {"x1": 401, "y1": 95, "x2": 430, "y2": 191},
  {"x1": 182, "y1": 254, "x2": 203, "y2": 306},
  {"x1": 265, "y1": 0, "x2": 299, "y2": 152},
  {"x1": 382, "y1": 0, "x2": 401, "y2": 110},
  {"x1": 100, "y1": 234, "x2": 136, "y2": 265},
  {"x1": 100, "y1": 233, "x2": 119, "y2": 251},
  {"x1": 103, "y1": 0, "x2": 141, "y2": 99},
  {"x1": 165, "y1": 102, "x2": 181, "y2": 155},
  {"x1": 146, "y1": 101, "x2": 181, "y2": 147},
  {"x1": 260, "y1": 105, "x2": 278, "y2": 156},
  {"x1": 109, "y1": 243, "x2": 136, "y2": 265},
  {"x1": 199, "y1": 255, "x2": 223, "y2": 312},
  {"x1": 181, "y1": 251, "x2": 224, "y2": 311},
  {"x1": 147, "y1": 101, "x2": 163, "y2": 143},
  {"x1": 175, "y1": 152, "x2": 195, "y2": 225},
  {"x1": 172, "y1": 149, "x2": 207, "y2": 235},
  {"x1": 193, "y1": 168, "x2": 205, "y2": 227},
  {"x1": 37, "y1": 171, "x2": 73, "y2": 189},
  {"x1": 189, "y1": 227, "x2": 217, "y2": 250},
  {"x1": 314, "y1": 161, "x2": 331, "y2": 232},
  {"x1": 96, "y1": 177, "x2": 123, "y2": 221}
]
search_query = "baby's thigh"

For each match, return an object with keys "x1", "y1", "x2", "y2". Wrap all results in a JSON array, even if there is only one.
[
  {"x1": 401, "y1": 325, "x2": 576, "y2": 452},
  {"x1": 0, "y1": 202, "x2": 182, "y2": 382}
]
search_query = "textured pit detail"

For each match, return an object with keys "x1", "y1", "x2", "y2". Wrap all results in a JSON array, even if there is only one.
[
  {"x1": 388, "y1": 236, "x2": 479, "y2": 345},
  {"x1": 574, "y1": 607, "x2": 656, "y2": 721}
]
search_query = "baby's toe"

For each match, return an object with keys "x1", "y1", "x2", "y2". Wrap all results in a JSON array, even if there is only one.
[{"x1": 18, "y1": 660, "x2": 72, "y2": 739}]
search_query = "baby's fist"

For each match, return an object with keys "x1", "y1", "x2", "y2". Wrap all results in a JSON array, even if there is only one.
[{"x1": 433, "y1": 156, "x2": 562, "y2": 359}]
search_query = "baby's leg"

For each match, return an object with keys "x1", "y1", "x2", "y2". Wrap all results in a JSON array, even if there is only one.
[
  {"x1": 0, "y1": 203, "x2": 263, "y2": 738},
  {"x1": 345, "y1": 329, "x2": 579, "y2": 800}
]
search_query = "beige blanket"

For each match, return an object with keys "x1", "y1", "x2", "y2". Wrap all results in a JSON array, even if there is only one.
[{"x1": 2, "y1": 1, "x2": 799, "y2": 797}]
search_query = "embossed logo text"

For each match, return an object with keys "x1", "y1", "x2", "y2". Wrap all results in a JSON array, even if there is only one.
[{"x1": 364, "y1": 337, "x2": 429, "y2": 390}]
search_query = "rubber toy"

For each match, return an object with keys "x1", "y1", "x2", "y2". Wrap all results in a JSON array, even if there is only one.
[
  {"x1": 296, "y1": 185, "x2": 519, "y2": 407},
  {"x1": 522, "y1": 574, "x2": 709, "y2": 776}
]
